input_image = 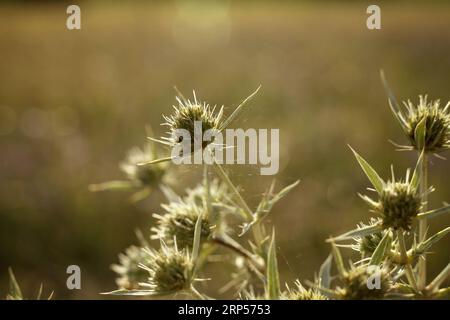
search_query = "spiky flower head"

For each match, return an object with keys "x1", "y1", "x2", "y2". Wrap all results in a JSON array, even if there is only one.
[
  {"x1": 352, "y1": 219, "x2": 386, "y2": 257},
  {"x1": 351, "y1": 147, "x2": 427, "y2": 231},
  {"x1": 120, "y1": 144, "x2": 168, "y2": 187},
  {"x1": 140, "y1": 243, "x2": 194, "y2": 295},
  {"x1": 335, "y1": 265, "x2": 391, "y2": 300},
  {"x1": 111, "y1": 245, "x2": 150, "y2": 290},
  {"x1": 377, "y1": 181, "x2": 422, "y2": 230},
  {"x1": 152, "y1": 199, "x2": 213, "y2": 250},
  {"x1": 162, "y1": 92, "x2": 223, "y2": 152},
  {"x1": 381, "y1": 72, "x2": 450, "y2": 154},
  {"x1": 282, "y1": 281, "x2": 328, "y2": 300},
  {"x1": 401, "y1": 96, "x2": 450, "y2": 153}
]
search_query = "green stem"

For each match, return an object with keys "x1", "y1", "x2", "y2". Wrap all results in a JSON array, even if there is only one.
[
  {"x1": 418, "y1": 153, "x2": 428, "y2": 289},
  {"x1": 397, "y1": 230, "x2": 419, "y2": 292}
]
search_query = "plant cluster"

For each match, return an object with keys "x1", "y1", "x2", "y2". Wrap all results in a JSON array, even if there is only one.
[{"x1": 94, "y1": 74, "x2": 450, "y2": 300}]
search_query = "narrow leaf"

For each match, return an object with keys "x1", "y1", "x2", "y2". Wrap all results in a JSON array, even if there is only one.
[
  {"x1": 380, "y1": 70, "x2": 409, "y2": 134},
  {"x1": 327, "y1": 223, "x2": 383, "y2": 242},
  {"x1": 192, "y1": 212, "x2": 203, "y2": 262},
  {"x1": 268, "y1": 180, "x2": 300, "y2": 207},
  {"x1": 8, "y1": 267, "x2": 23, "y2": 300},
  {"x1": 331, "y1": 243, "x2": 345, "y2": 277},
  {"x1": 36, "y1": 284, "x2": 43, "y2": 300},
  {"x1": 349, "y1": 145, "x2": 385, "y2": 194},
  {"x1": 220, "y1": 85, "x2": 261, "y2": 130},
  {"x1": 266, "y1": 230, "x2": 280, "y2": 300},
  {"x1": 318, "y1": 254, "x2": 332, "y2": 289},
  {"x1": 416, "y1": 226, "x2": 450, "y2": 255},
  {"x1": 369, "y1": 231, "x2": 392, "y2": 266},
  {"x1": 414, "y1": 116, "x2": 427, "y2": 151},
  {"x1": 410, "y1": 149, "x2": 425, "y2": 191},
  {"x1": 101, "y1": 289, "x2": 155, "y2": 296},
  {"x1": 418, "y1": 204, "x2": 450, "y2": 220}
]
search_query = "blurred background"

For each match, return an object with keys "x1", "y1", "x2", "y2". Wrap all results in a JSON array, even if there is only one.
[{"x1": 0, "y1": 0, "x2": 449, "y2": 299}]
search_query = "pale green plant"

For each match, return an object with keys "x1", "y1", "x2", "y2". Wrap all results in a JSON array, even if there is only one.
[
  {"x1": 102, "y1": 88, "x2": 299, "y2": 300},
  {"x1": 98, "y1": 78, "x2": 449, "y2": 300}
]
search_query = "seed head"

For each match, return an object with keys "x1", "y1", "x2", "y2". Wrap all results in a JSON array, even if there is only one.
[
  {"x1": 353, "y1": 219, "x2": 385, "y2": 257},
  {"x1": 140, "y1": 244, "x2": 194, "y2": 295},
  {"x1": 403, "y1": 96, "x2": 450, "y2": 153},
  {"x1": 282, "y1": 281, "x2": 328, "y2": 300},
  {"x1": 152, "y1": 200, "x2": 213, "y2": 250},
  {"x1": 377, "y1": 181, "x2": 422, "y2": 230},
  {"x1": 111, "y1": 245, "x2": 150, "y2": 290},
  {"x1": 163, "y1": 93, "x2": 223, "y2": 151},
  {"x1": 336, "y1": 265, "x2": 391, "y2": 300},
  {"x1": 120, "y1": 144, "x2": 168, "y2": 187}
]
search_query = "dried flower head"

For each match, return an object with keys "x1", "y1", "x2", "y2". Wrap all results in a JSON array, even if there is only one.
[
  {"x1": 162, "y1": 92, "x2": 223, "y2": 152},
  {"x1": 152, "y1": 200, "x2": 213, "y2": 250},
  {"x1": 381, "y1": 72, "x2": 450, "y2": 154},
  {"x1": 335, "y1": 265, "x2": 391, "y2": 300},
  {"x1": 120, "y1": 144, "x2": 168, "y2": 187},
  {"x1": 377, "y1": 181, "x2": 422, "y2": 230},
  {"x1": 282, "y1": 280, "x2": 328, "y2": 300},
  {"x1": 352, "y1": 219, "x2": 385, "y2": 257},
  {"x1": 111, "y1": 245, "x2": 150, "y2": 290},
  {"x1": 351, "y1": 147, "x2": 427, "y2": 231},
  {"x1": 401, "y1": 96, "x2": 450, "y2": 153},
  {"x1": 140, "y1": 243, "x2": 194, "y2": 295}
]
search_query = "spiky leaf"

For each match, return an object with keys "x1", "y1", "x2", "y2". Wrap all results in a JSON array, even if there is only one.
[
  {"x1": 369, "y1": 231, "x2": 392, "y2": 266},
  {"x1": 418, "y1": 204, "x2": 450, "y2": 220},
  {"x1": 266, "y1": 230, "x2": 280, "y2": 300},
  {"x1": 318, "y1": 254, "x2": 332, "y2": 289},
  {"x1": 7, "y1": 268, "x2": 23, "y2": 300},
  {"x1": 349, "y1": 146, "x2": 385, "y2": 194}
]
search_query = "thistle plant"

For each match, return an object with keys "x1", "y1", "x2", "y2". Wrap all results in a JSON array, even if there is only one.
[
  {"x1": 319, "y1": 74, "x2": 450, "y2": 299},
  {"x1": 101, "y1": 87, "x2": 299, "y2": 300},
  {"x1": 381, "y1": 71, "x2": 450, "y2": 291},
  {"x1": 96, "y1": 77, "x2": 449, "y2": 300}
]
